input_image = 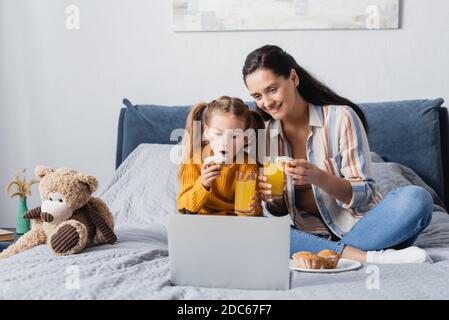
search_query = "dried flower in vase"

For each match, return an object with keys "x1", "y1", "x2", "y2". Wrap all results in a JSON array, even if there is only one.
[{"x1": 5, "y1": 168, "x2": 40, "y2": 199}]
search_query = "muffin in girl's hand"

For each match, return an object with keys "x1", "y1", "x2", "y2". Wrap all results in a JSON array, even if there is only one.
[
  {"x1": 204, "y1": 155, "x2": 228, "y2": 168},
  {"x1": 292, "y1": 251, "x2": 324, "y2": 269},
  {"x1": 318, "y1": 249, "x2": 341, "y2": 269}
]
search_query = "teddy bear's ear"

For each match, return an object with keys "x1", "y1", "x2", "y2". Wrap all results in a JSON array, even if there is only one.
[
  {"x1": 74, "y1": 173, "x2": 98, "y2": 194},
  {"x1": 35, "y1": 166, "x2": 56, "y2": 178}
]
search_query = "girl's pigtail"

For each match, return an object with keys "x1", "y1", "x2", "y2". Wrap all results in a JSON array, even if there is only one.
[{"x1": 180, "y1": 102, "x2": 208, "y2": 174}]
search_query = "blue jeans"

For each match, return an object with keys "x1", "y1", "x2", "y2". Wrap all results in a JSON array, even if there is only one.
[{"x1": 290, "y1": 186, "x2": 434, "y2": 256}]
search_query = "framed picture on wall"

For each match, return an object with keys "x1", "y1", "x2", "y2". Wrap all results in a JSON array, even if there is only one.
[{"x1": 173, "y1": 0, "x2": 400, "y2": 32}]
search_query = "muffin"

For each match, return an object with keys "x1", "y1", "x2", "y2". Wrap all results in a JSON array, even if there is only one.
[
  {"x1": 317, "y1": 249, "x2": 341, "y2": 269},
  {"x1": 275, "y1": 156, "x2": 293, "y2": 171},
  {"x1": 292, "y1": 251, "x2": 324, "y2": 270},
  {"x1": 204, "y1": 155, "x2": 227, "y2": 168}
]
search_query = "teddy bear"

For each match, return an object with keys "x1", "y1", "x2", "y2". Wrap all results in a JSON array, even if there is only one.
[{"x1": 0, "y1": 166, "x2": 117, "y2": 259}]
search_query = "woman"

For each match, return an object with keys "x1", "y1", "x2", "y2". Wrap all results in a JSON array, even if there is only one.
[{"x1": 242, "y1": 45, "x2": 433, "y2": 264}]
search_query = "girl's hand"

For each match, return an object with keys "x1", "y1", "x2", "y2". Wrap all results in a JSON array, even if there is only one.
[
  {"x1": 200, "y1": 163, "x2": 221, "y2": 189},
  {"x1": 284, "y1": 159, "x2": 324, "y2": 186},
  {"x1": 249, "y1": 192, "x2": 261, "y2": 215},
  {"x1": 257, "y1": 175, "x2": 274, "y2": 203},
  {"x1": 237, "y1": 193, "x2": 261, "y2": 216}
]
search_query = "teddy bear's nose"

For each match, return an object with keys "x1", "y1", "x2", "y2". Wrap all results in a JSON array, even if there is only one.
[{"x1": 40, "y1": 212, "x2": 54, "y2": 222}]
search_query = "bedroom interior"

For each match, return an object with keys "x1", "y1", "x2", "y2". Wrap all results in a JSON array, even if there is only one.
[{"x1": 1, "y1": 0, "x2": 449, "y2": 301}]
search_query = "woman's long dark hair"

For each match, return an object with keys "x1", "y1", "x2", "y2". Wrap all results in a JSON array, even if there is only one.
[{"x1": 242, "y1": 45, "x2": 368, "y2": 132}]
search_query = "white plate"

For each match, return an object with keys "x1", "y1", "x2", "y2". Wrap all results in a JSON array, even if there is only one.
[{"x1": 289, "y1": 258, "x2": 362, "y2": 273}]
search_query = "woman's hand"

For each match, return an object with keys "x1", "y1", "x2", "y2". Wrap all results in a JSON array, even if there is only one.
[
  {"x1": 237, "y1": 193, "x2": 262, "y2": 216},
  {"x1": 284, "y1": 159, "x2": 324, "y2": 186},
  {"x1": 257, "y1": 175, "x2": 274, "y2": 203},
  {"x1": 200, "y1": 163, "x2": 221, "y2": 189},
  {"x1": 285, "y1": 159, "x2": 353, "y2": 204}
]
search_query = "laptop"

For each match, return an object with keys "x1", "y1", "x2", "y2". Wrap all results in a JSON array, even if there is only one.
[{"x1": 168, "y1": 214, "x2": 291, "y2": 290}]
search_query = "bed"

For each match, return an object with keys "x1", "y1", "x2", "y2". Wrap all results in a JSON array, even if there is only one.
[{"x1": 1, "y1": 98, "x2": 449, "y2": 299}]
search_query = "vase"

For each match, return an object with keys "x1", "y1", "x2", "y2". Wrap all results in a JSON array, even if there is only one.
[{"x1": 16, "y1": 197, "x2": 30, "y2": 235}]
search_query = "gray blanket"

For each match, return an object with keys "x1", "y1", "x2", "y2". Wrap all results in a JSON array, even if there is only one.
[{"x1": 1, "y1": 144, "x2": 449, "y2": 299}]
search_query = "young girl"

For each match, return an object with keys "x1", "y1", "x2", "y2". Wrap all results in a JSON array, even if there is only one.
[{"x1": 177, "y1": 96, "x2": 265, "y2": 216}]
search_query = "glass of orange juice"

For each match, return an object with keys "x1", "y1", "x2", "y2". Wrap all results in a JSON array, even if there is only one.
[
  {"x1": 234, "y1": 171, "x2": 257, "y2": 215},
  {"x1": 263, "y1": 157, "x2": 286, "y2": 200}
]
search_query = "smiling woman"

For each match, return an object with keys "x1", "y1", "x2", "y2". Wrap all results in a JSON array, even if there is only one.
[{"x1": 242, "y1": 45, "x2": 434, "y2": 265}]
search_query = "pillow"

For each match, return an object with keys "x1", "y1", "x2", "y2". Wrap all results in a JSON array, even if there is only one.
[
  {"x1": 359, "y1": 98, "x2": 445, "y2": 200},
  {"x1": 117, "y1": 99, "x2": 190, "y2": 168},
  {"x1": 101, "y1": 143, "x2": 179, "y2": 228},
  {"x1": 370, "y1": 152, "x2": 384, "y2": 163}
]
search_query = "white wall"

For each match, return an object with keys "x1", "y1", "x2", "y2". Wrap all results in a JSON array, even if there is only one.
[{"x1": 1, "y1": 0, "x2": 448, "y2": 227}]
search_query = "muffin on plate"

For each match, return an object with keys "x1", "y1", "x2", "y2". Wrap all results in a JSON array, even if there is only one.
[
  {"x1": 317, "y1": 249, "x2": 341, "y2": 269},
  {"x1": 292, "y1": 251, "x2": 323, "y2": 269}
]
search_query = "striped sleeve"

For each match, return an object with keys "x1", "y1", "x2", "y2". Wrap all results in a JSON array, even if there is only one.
[
  {"x1": 177, "y1": 164, "x2": 211, "y2": 214},
  {"x1": 336, "y1": 107, "x2": 379, "y2": 210}
]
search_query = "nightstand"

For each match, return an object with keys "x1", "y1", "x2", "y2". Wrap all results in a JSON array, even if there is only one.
[{"x1": 0, "y1": 228, "x2": 17, "y2": 252}]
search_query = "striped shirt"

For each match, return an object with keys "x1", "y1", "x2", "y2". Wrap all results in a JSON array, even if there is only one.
[{"x1": 263, "y1": 103, "x2": 382, "y2": 238}]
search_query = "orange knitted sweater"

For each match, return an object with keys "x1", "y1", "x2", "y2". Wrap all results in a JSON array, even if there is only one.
[{"x1": 177, "y1": 159, "x2": 261, "y2": 216}]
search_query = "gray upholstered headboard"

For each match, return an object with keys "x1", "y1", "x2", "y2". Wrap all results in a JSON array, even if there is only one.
[{"x1": 116, "y1": 98, "x2": 448, "y2": 208}]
